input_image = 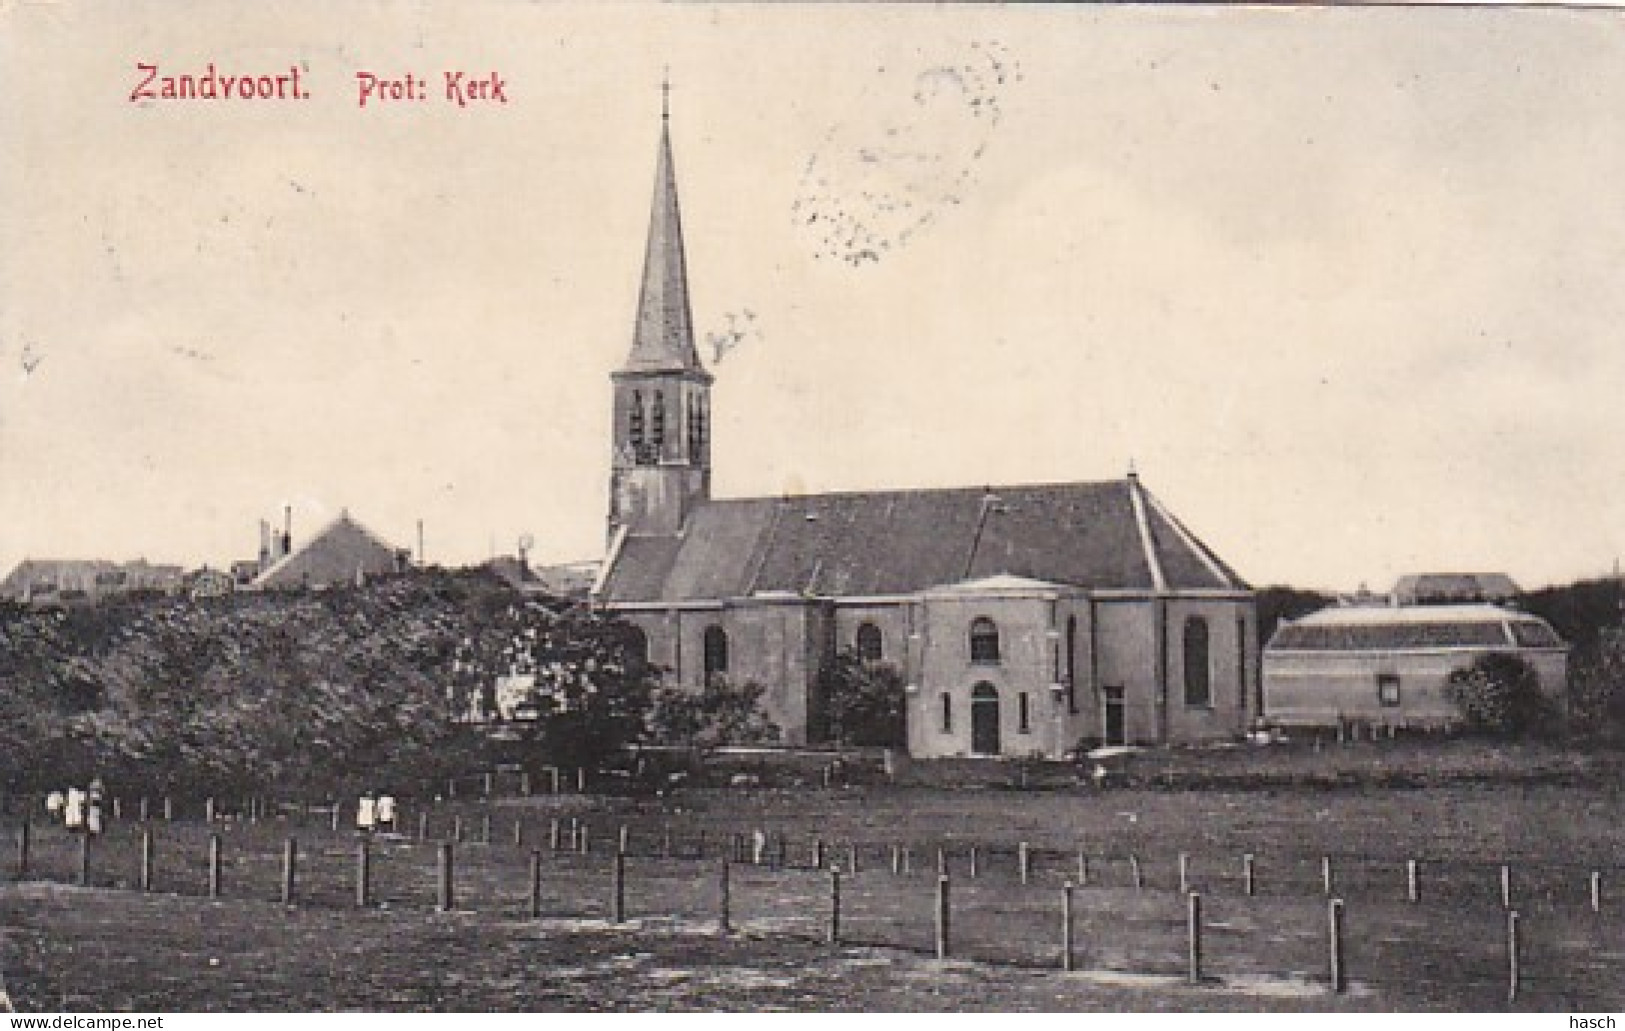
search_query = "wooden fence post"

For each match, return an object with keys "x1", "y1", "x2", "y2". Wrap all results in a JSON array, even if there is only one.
[
  {"x1": 1590, "y1": 871, "x2": 1602, "y2": 914},
  {"x1": 1406, "y1": 859, "x2": 1419, "y2": 903},
  {"x1": 437, "y1": 842, "x2": 455, "y2": 911},
  {"x1": 1076, "y1": 850, "x2": 1088, "y2": 886},
  {"x1": 1019, "y1": 842, "x2": 1031, "y2": 885},
  {"x1": 717, "y1": 858, "x2": 731, "y2": 935},
  {"x1": 280, "y1": 838, "x2": 296, "y2": 905},
  {"x1": 1321, "y1": 855, "x2": 1333, "y2": 896},
  {"x1": 891, "y1": 844, "x2": 902, "y2": 876},
  {"x1": 77, "y1": 833, "x2": 91, "y2": 887},
  {"x1": 417, "y1": 810, "x2": 429, "y2": 842},
  {"x1": 1061, "y1": 881, "x2": 1075, "y2": 972},
  {"x1": 356, "y1": 838, "x2": 372, "y2": 907},
  {"x1": 1328, "y1": 898, "x2": 1346, "y2": 993},
  {"x1": 1187, "y1": 892, "x2": 1203, "y2": 985},
  {"x1": 1178, "y1": 852, "x2": 1190, "y2": 894},
  {"x1": 1500, "y1": 864, "x2": 1512, "y2": 910},
  {"x1": 829, "y1": 867, "x2": 842, "y2": 946},
  {"x1": 549, "y1": 819, "x2": 561, "y2": 852},
  {"x1": 330, "y1": 803, "x2": 340, "y2": 833},
  {"x1": 483, "y1": 772, "x2": 493, "y2": 797},
  {"x1": 529, "y1": 850, "x2": 543, "y2": 918},
  {"x1": 207, "y1": 834, "x2": 223, "y2": 899},
  {"x1": 937, "y1": 847, "x2": 947, "y2": 877},
  {"x1": 968, "y1": 846, "x2": 979, "y2": 879},
  {"x1": 902, "y1": 847, "x2": 912, "y2": 876},
  {"x1": 550, "y1": 767, "x2": 560, "y2": 794},
  {"x1": 14, "y1": 819, "x2": 29, "y2": 879},
  {"x1": 1506, "y1": 910, "x2": 1520, "y2": 1004},
  {"x1": 205, "y1": 797, "x2": 215, "y2": 824},
  {"x1": 618, "y1": 825, "x2": 630, "y2": 856},
  {"x1": 579, "y1": 825, "x2": 590, "y2": 856},
  {"x1": 847, "y1": 841, "x2": 858, "y2": 875},
  {"x1": 452, "y1": 815, "x2": 464, "y2": 844},
  {"x1": 141, "y1": 829, "x2": 156, "y2": 893},
  {"x1": 1243, "y1": 853, "x2": 1255, "y2": 897},
  {"x1": 139, "y1": 797, "x2": 149, "y2": 822},
  {"x1": 576, "y1": 767, "x2": 586, "y2": 793},
  {"x1": 162, "y1": 796, "x2": 173, "y2": 822},
  {"x1": 935, "y1": 875, "x2": 951, "y2": 960},
  {"x1": 512, "y1": 819, "x2": 524, "y2": 848},
  {"x1": 612, "y1": 851, "x2": 627, "y2": 924},
  {"x1": 813, "y1": 838, "x2": 825, "y2": 871}
]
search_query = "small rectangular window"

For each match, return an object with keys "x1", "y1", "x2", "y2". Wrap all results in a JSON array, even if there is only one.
[
  {"x1": 1377, "y1": 674, "x2": 1401, "y2": 707},
  {"x1": 941, "y1": 693, "x2": 953, "y2": 734},
  {"x1": 1018, "y1": 692, "x2": 1031, "y2": 733}
]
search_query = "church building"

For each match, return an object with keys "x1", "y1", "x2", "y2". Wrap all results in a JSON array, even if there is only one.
[{"x1": 592, "y1": 102, "x2": 1258, "y2": 757}]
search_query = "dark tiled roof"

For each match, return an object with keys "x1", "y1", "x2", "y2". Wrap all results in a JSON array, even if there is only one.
[{"x1": 599, "y1": 479, "x2": 1247, "y2": 604}]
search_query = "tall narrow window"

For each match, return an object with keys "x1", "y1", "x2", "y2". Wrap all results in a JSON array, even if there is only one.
[
  {"x1": 629, "y1": 391, "x2": 645, "y2": 452},
  {"x1": 856, "y1": 622, "x2": 884, "y2": 663},
  {"x1": 687, "y1": 400, "x2": 700, "y2": 459},
  {"x1": 625, "y1": 625, "x2": 649, "y2": 671},
  {"x1": 970, "y1": 617, "x2": 1001, "y2": 664},
  {"x1": 703, "y1": 625, "x2": 729, "y2": 685},
  {"x1": 941, "y1": 693, "x2": 953, "y2": 733},
  {"x1": 1018, "y1": 692, "x2": 1031, "y2": 733},
  {"x1": 1183, "y1": 616, "x2": 1211, "y2": 707},
  {"x1": 1236, "y1": 614, "x2": 1248, "y2": 712},
  {"x1": 1065, "y1": 615, "x2": 1079, "y2": 714},
  {"x1": 651, "y1": 390, "x2": 666, "y2": 452}
]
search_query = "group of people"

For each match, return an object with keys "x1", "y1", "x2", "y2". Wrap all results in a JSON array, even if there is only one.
[
  {"x1": 44, "y1": 778, "x2": 105, "y2": 835},
  {"x1": 355, "y1": 791, "x2": 397, "y2": 834}
]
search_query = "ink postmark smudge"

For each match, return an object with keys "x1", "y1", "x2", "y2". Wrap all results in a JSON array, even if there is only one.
[{"x1": 794, "y1": 41, "x2": 1022, "y2": 267}]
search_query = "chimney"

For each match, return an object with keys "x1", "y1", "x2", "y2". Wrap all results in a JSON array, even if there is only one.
[
  {"x1": 258, "y1": 520, "x2": 270, "y2": 565},
  {"x1": 281, "y1": 505, "x2": 293, "y2": 559}
]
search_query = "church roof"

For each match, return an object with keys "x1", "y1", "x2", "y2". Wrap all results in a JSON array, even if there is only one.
[
  {"x1": 597, "y1": 477, "x2": 1248, "y2": 604},
  {"x1": 619, "y1": 117, "x2": 708, "y2": 377}
]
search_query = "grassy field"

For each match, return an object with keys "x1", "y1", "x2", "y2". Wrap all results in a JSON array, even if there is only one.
[{"x1": 3, "y1": 742, "x2": 1623, "y2": 1011}]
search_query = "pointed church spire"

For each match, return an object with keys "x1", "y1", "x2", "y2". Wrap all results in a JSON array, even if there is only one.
[{"x1": 622, "y1": 81, "x2": 707, "y2": 376}]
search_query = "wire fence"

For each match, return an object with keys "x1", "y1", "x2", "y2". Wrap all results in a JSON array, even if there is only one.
[{"x1": 4, "y1": 806, "x2": 1622, "y2": 1010}]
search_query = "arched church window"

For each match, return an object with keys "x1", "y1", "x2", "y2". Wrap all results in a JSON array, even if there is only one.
[
  {"x1": 652, "y1": 391, "x2": 666, "y2": 451},
  {"x1": 970, "y1": 617, "x2": 1001, "y2": 664},
  {"x1": 1183, "y1": 616, "x2": 1211, "y2": 707},
  {"x1": 624, "y1": 625, "x2": 649, "y2": 671},
  {"x1": 855, "y1": 623, "x2": 883, "y2": 663},
  {"x1": 703, "y1": 625, "x2": 729, "y2": 685}
]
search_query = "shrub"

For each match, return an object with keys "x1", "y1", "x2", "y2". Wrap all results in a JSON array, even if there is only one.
[{"x1": 1443, "y1": 652, "x2": 1555, "y2": 739}]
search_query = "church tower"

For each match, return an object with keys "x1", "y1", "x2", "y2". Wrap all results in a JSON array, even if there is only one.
[{"x1": 608, "y1": 85, "x2": 713, "y2": 542}]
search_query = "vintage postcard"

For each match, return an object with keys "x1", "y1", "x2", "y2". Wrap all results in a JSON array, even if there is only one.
[{"x1": 1, "y1": 0, "x2": 1621, "y2": 1016}]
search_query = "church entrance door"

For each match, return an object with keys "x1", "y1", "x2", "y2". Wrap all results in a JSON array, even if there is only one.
[
  {"x1": 971, "y1": 682, "x2": 1001, "y2": 755},
  {"x1": 1103, "y1": 686, "x2": 1126, "y2": 746}
]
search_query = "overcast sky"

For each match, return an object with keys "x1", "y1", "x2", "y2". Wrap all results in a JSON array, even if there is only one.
[{"x1": 3, "y1": 1, "x2": 1625, "y2": 593}]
